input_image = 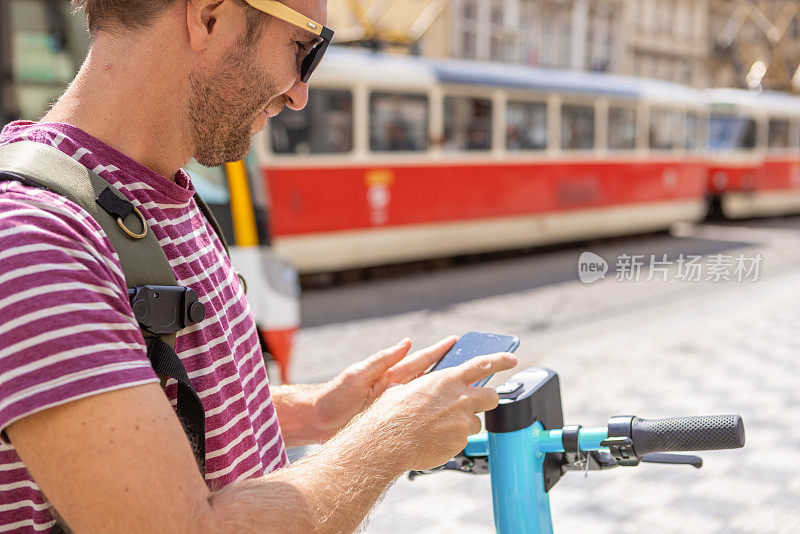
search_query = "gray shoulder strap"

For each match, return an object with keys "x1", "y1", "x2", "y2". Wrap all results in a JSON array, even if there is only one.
[
  {"x1": 0, "y1": 140, "x2": 177, "y2": 290},
  {"x1": 0, "y1": 141, "x2": 210, "y2": 475}
]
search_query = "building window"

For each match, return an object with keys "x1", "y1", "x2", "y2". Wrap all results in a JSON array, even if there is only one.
[
  {"x1": 507, "y1": 101, "x2": 547, "y2": 151},
  {"x1": 459, "y1": 0, "x2": 479, "y2": 60},
  {"x1": 444, "y1": 96, "x2": 493, "y2": 151},
  {"x1": 490, "y1": 2, "x2": 504, "y2": 61},
  {"x1": 608, "y1": 106, "x2": 637, "y2": 150},
  {"x1": 519, "y1": 0, "x2": 539, "y2": 64},
  {"x1": 270, "y1": 89, "x2": 353, "y2": 154},
  {"x1": 561, "y1": 104, "x2": 595, "y2": 150},
  {"x1": 558, "y1": 19, "x2": 572, "y2": 68},
  {"x1": 369, "y1": 93, "x2": 429, "y2": 152}
]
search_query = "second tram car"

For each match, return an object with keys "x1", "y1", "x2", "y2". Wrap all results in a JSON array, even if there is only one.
[
  {"x1": 706, "y1": 88, "x2": 800, "y2": 219},
  {"x1": 256, "y1": 48, "x2": 710, "y2": 274}
]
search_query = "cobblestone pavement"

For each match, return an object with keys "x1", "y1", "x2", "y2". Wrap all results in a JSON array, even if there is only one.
[{"x1": 291, "y1": 218, "x2": 800, "y2": 533}]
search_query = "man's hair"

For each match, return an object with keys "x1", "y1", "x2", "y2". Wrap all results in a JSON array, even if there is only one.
[{"x1": 71, "y1": 0, "x2": 268, "y2": 45}]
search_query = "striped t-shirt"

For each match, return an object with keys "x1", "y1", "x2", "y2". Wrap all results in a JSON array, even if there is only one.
[{"x1": 0, "y1": 121, "x2": 288, "y2": 532}]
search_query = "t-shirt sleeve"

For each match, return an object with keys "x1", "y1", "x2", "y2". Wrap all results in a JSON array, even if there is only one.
[{"x1": 0, "y1": 185, "x2": 159, "y2": 443}]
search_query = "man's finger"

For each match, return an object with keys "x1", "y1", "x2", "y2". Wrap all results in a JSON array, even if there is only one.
[
  {"x1": 468, "y1": 414, "x2": 483, "y2": 436},
  {"x1": 468, "y1": 386, "x2": 501, "y2": 414},
  {"x1": 386, "y1": 335, "x2": 458, "y2": 382},
  {"x1": 348, "y1": 339, "x2": 412, "y2": 382},
  {"x1": 457, "y1": 353, "x2": 518, "y2": 386}
]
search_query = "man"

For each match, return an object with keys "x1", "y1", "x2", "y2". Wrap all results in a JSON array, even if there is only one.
[{"x1": 0, "y1": 1, "x2": 517, "y2": 532}]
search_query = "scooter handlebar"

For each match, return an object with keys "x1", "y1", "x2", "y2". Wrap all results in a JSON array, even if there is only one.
[{"x1": 630, "y1": 415, "x2": 745, "y2": 456}]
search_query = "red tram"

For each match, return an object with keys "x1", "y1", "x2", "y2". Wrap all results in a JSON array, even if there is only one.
[{"x1": 253, "y1": 49, "x2": 710, "y2": 273}]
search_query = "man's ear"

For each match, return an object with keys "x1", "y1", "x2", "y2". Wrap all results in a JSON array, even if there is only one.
[{"x1": 185, "y1": 0, "x2": 227, "y2": 52}]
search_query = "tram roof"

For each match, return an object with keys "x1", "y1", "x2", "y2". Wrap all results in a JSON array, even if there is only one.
[
  {"x1": 706, "y1": 88, "x2": 800, "y2": 116},
  {"x1": 320, "y1": 47, "x2": 703, "y2": 106},
  {"x1": 432, "y1": 58, "x2": 702, "y2": 104},
  {"x1": 316, "y1": 47, "x2": 437, "y2": 88}
]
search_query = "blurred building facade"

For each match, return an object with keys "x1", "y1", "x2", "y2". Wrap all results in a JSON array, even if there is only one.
[
  {"x1": 627, "y1": 0, "x2": 710, "y2": 87},
  {"x1": 709, "y1": 0, "x2": 800, "y2": 91},
  {"x1": 328, "y1": 0, "x2": 800, "y2": 92}
]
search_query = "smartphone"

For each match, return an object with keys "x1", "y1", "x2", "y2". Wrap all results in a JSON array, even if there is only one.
[{"x1": 429, "y1": 332, "x2": 520, "y2": 387}]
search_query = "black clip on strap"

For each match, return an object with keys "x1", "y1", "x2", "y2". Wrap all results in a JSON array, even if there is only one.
[
  {"x1": 95, "y1": 187, "x2": 148, "y2": 239},
  {"x1": 96, "y1": 187, "x2": 134, "y2": 219}
]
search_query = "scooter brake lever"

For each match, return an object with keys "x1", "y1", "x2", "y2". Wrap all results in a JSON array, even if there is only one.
[{"x1": 641, "y1": 453, "x2": 703, "y2": 468}]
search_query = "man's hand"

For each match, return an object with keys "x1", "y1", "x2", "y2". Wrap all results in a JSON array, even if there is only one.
[
  {"x1": 311, "y1": 336, "x2": 458, "y2": 441},
  {"x1": 350, "y1": 351, "x2": 519, "y2": 471}
]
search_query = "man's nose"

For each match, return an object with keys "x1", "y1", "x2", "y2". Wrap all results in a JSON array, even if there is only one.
[{"x1": 283, "y1": 80, "x2": 309, "y2": 111}]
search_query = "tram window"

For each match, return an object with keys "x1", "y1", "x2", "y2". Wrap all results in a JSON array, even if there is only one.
[
  {"x1": 768, "y1": 118, "x2": 790, "y2": 149},
  {"x1": 270, "y1": 89, "x2": 353, "y2": 154},
  {"x1": 444, "y1": 96, "x2": 493, "y2": 151},
  {"x1": 184, "y1": 160, "x2": 230, "y2": 204},
  {"x1": 608, "y1": 106, "x2": 636, "y2": 150},
  {"x1": 685, "y1": 113, "x2": 703, "y2": 150},
  {"x1": 506, "y1": 101, "x2": 547, "y2": 151},
  {"x1": 560, "y1": 104, "x2": 595, "y2": 150},
  {"x1": 369, "y1": 93, "x2": 429, "y2": 152},
  {"x1": 708, "y1": 115, "x2": 757, "y2": 150},
  {"x1": 792, "y1": 120, "x2": 800, "y2": 149},
  {"x1": 649, "y1": 109, "x2": 682, "y2": 151},
  {"x1": 183, "y1": 159, "x2": 235, "y2": 245}
]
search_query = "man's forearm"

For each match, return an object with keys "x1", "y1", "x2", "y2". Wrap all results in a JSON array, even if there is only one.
[{"x1": 205, "y1": 407, "x2": 409, "y2": 534}]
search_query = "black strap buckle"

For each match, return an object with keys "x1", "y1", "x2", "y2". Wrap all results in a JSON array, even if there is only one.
[{"x1": 128, "y1": 285, "x2": 206, "y2": 335}]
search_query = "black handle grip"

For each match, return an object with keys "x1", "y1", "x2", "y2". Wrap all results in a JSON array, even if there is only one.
[{"x1": 631, "y1": 415, "x2": 745, "y2": 456}]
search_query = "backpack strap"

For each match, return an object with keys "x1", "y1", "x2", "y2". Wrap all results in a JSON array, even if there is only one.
[
  {"x1": 0, "y1": 141, "x2": 175, "y2": 287},
  {"x1": 0, "y1": 141, "x2": 206, "y2": 473}
]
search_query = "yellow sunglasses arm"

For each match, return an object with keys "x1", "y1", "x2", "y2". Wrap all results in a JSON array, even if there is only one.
[{"x1": 244, "y1": 0, "x2": 325, "y2": 36}]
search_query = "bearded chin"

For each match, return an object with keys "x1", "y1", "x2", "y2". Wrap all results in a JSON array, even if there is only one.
[
  {"x1": 187, "y1": 67, "x2": 264, "y2": 168},
  {"x1": 192, "y1": 115, "x2": 254, "y2": 168}
]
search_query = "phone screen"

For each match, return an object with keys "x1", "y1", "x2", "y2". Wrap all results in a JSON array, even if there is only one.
[{"x1": 429, "y1": 332, "x2": 520, "y2": 387}]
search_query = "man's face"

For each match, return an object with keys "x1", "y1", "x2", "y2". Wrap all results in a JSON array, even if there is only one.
[{"x1": 187, "y1": 0, "x2": 327, "y2": 167}]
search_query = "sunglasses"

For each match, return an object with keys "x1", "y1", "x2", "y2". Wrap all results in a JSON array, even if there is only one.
[{"x1": 244, "y1": 0, "x2": 334, "y2": 83}]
